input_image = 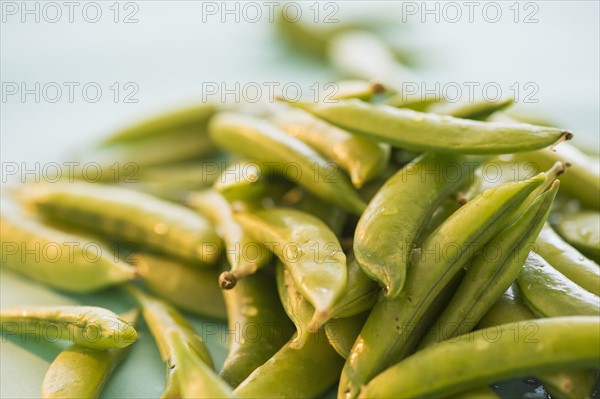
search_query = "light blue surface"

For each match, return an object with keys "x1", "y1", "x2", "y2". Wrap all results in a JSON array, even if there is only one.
[{"x1": 1, "y1": 1, "x2": 598, "y2": 398}]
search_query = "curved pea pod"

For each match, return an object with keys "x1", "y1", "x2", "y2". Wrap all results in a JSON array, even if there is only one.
[
  {"x1": 234, "y1": 208, "x2": 347, "y2": 327},
  {"x1": 324, "y1": 312, "x2": 369, "y2": 359},
  {"x1": 234, "y1": 331, "x2": 344, "y2": 399},
  {"x1": 354, "y1": 153, "x2": 477, "y2": 298},
  {"x1": 101, "y1": 103, "x2": 216, "y2": 145},
  {"x1": 41, "y1": 309, "x2": 138, "y2": 399},
  {"x1": 18, "y1": 181, "x2": 222, "y2": 266},
  {"x1": 552, "y1": 210, "x2": 600, "y2": 262},
  {"x1": 535, "y1": 224, "x2": 600, "y2": 296},
  {"x1": 187, "y1": 190, "x2": 271, "y2": 288},
  {"x1": 383, "y1": 95, "x2": 438, "y2": 112},
  {"x1": 516, "y1": 252, "x2": 600, "y2": 317},
  {"x1": 208, "y1": 113, "x2": 367, "y2": 215},
  {"x1": 0, "y1": 305, "x2": 137, "y2": 350},
  {"x1": 283, "y1": 188, "x2": 347, "y2": 236},
  {"x1": 285, "y1": 99, "x2": 573, "y2": 154},
  {"x1": 213, "y1": 160, "x2": 286, "y2": 203},
  {"x1": 340, "y1": 173, "x2": 550, "y2": 399},
  {"x1": 125, "y1": 286, "x2": 230, "y2": 398},
  {"x1": 359, "y1": 317, "x2": 600, "y2": 399},
  {"x1": 133, "y1": 252, "x2": 226, "y2": 320},
  {"x1": 421, "y1": 182, "x2": 558, "y2": 346},
  {"x1": 0, "y1": 212, "x2": 136, "y2": 292},
  {"x1": 271, "y1": 109, "x2": 390, "y2": 188},
  {"x1": 430, "y1": 98, "x2": 515, "y2": 121},
  {"x1": 220, "y1": 271, "x2": 293, "y2": 388}
]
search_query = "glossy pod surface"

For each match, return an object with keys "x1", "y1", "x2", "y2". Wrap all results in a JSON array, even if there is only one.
[{"x1": 553, "y1": 211, "x2": 600, "y2": 263}]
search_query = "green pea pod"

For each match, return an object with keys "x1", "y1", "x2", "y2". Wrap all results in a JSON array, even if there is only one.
[
  {"x1": 220, "y1": 271, "x2": 293, "y2": 388},
  {"x1": 0, "y1": 212, "x2": 136, "y2": 292},
  {"x1": 283, "y1": 188, "x2": 347, "y2": 236},
  {"x1": 451, "y1": 386, "x2": 500, "y2": 399},
  {"x1": 340, "y1": 172, "x2": 549, "y2": 399},
  {"x1": 41, "y1": 309, "x2": 138, "y2": 399},
  {"x1": 354, "y1": 153, "x2": 477, "y2": 298},
  {"x1": 285, "y1": 99, "x2": 572, "y2": 154},
  {"x1": 552, "y1": 211, "x2": 600, "y2": 262},
  {"x1": 133, "y1": 252, "x2": 227, "y2": 320},
  {"x1": 101, "y1": 103, "x2": 216, "y2": 145},
  {"x1": 234, "y1": 332, "x2": 344, "y2": 399},
  {"x1": 516, "y1": 252, "x2": 600, "y2": 317},
  {"x1": 421, "y1": 181, "x2": 558, "y2": 346},
  {"x1": 208, "y1": 113, "x2": 366, "y2": 215},
  {"x1": 19, "y1": 181, "x2": 222, "y2": 265},
  {"x1": 536, "y1": 224, "x2": 600, "y2": 296},
  {"x1": 125, "y1": 286, "x2": 231, "y2": 398},
  {"x1": 329, "y1": 80, "x2": 386, "y2": 101},
  {"x1": 477, "y1": 285, "x2": 535, "y2": 328},
  {"x1": 0, "y1": 305, "x2": 137, "y2": 350},
  {"x1": 213, "y1": 160, "x2": 283, "y2": 203},
  {"x1": 271, "y1": 109, "x2": 390, "y2": 188},
  {"x1": 430, "y1": 98, "x2": 515, "y2": 121},
  {"x1": 359, "y1": 317, "x2": 600, "y2": 399},
  {"x1": 324, "y1": 312, "x2": 369, "y2": 359},
  {"x1": 187, "y1": 190, "x2": 271, "y2": 288},
  {"x1": 383, "y1": 95, "x2": 438, "y2": 111},
  {"x1": 234, "y1": 208, "x2": 347, "y2": 327}
]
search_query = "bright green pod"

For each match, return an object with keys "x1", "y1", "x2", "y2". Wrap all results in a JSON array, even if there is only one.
[
  {"x1": 451, "y1": 386, "x2": 500, "y2": 399},
  {"x1": 536, "y1": 224, "x2": 600, "y2": 296},
  {"x1": 41, "y1": 309, "x2": 138, "y2": 399},
  {"x1": 324, "y1": 312, "x2": 369, "y2": 359},
  {"x1": 234, "y1": 208, "x2": 347, "y2": 327},
  {"x1": 340, "y1": 173, "x2": 549, "y2": 399},
  {"x1": 234, "y1": 332, "x2": 344, "y2": 399},
  {"x1": 187, "y1": 190, "x2": 271, "y2": 288},
  {"x1": 0, "y1": 305, "x2": 137, "y2": 350},
  {"x1": 283, "y1": 188, "x2": 347, "y2": 236},
  {"x1": 286, "y1": 99, "x2": 572, "y2": 154},
  {"x1": 359, "y1": 317, "x2": 600, "y2": 399},
  {"x1": 133, "y1": 252, "x2": 226, "y2": 320},
  {"x1": 220, "y1": 271, "x2": 293, "y2": 388},
  {"x1": 19, "y1": 181, "x2": 222, "y2": 266},
  {"x1": 430, "y1": 98, "x2": 515, "y2": 121},
  {"x1": 516, "y1": 252, "x2": 600, "y2": 317},
  {"x1": 354, "y1": 153, "x2": 477, "y2": 298},
  {"x1": 0, "y1": 212, "x2": 136, "y2": 292},
  {"x1": 272, "y1": 109, "x2": 390, "y2": 188},
  {"x1": 213, "y1": 159, "x2": 282, "y2": 203},
  {"x1": 208, "y1": 113, "x2": 367, "y2": 215},
  {"x1": 553, "y1": 210, "x2": 600, "y2": 263}
]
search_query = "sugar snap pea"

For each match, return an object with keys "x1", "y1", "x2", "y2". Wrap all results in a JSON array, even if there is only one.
[
  {"x1": 383, "y1": 95, "x2": 438, "y2": 111},
  {"x1": 324, "y1": 311, "x2": 369, "y2": 359},
  {"x1": 535, "y1": 224, "x2": 600, "y2": 296},
  {"x1": 213, "y1": 159, "x2": 283, "y2": 203},
  {"x1": 271, "y1": 109, "x2": 390, "y2": 188},
  {"x1": 354, "y1": 153, "x2": 476, "y2": 298},
  {"x1": 359, "y1": 317, "x2": 600, "y2": 399},
  {"x1": 0, "y1": 211, "x2": 136, "y2": 292},
  {"x1": 0, "y1": 305, "x2": 137, "y2": 350},
  {"x1": 340, "y1": 172, "x2": 550, "y2": 398},
  {"x1": 430, "y1": 98, "x2": 515, "y2": 121},
  {"x1": 208, "y1": 113, "x2": 367, "y2": 215},
  {"x1": 329, "y1": 79, "x2": 386, "y2": 101},
  {"x1": 234, "y1": 208, "x2": 347, "y2": 328},
  {"x1": 234, "y1": 331, "x2": 344, "y2": 399},
  {"x1": 220, "y1": 271, "x2": 293, "y2": 388},
  {"x1": 552, "y1": 210, "x2": 600, "y2": 262},
  {"x1": 133, "y1": 252, "x2": 226, "y2": 320},
  {"x1": 41, "y1": 309, "x2": 138, "y2": 399},
  {"x1": 187, "y1": 190, "x2": 270, "y2": 288},
  {"x1": 286, "y1": 99, "x2": 572, "y2": 154},
  {"x1": 283, "y1": 188, "x2": 347, "y2": 236},
  {"x1": 516, "y1": 252, "x2": 600, "y2": 317},
  {"x1": 19, "y1": 181, "x2": 222, "y2": 265}
]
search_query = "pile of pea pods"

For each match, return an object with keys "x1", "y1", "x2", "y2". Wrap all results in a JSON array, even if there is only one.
[{"x1": 2, "y1": 12, "x2": 600, "y2": 399}]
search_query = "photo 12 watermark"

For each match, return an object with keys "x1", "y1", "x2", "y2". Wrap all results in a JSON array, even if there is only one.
[
  {"x1": 1, "y1": 1, "x2": 140, "y2": 23},
  {"x1": 1, "y1": 82, "x2": 140, "y2": 104}
]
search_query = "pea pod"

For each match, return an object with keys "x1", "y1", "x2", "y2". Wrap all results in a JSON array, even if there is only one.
[
  {"x1": 187, "y1": 190, "x2": 271, "y2": 288},
  {"x1": 0, "y1": 211, "x2": 136, "y2": 292},
  {"x1": 234, "y1": 208, "x2": 347, "y2": 327},
  {"x1": 271, "y1": 109, "x2": 390, "y2": 188},
  {"x1": 0, "y1": 305, "x2": 137, "y2": 350},
  {"x1": 286, "y1": 99, "x2": 572, "y2": 154},
  {"x1": 276, "y1": 263, "x2": 315, "y2": 348},
  {"x1": 234, "y1": 332, "x2": 344, "y2": 399},
  {"x1": 421, "y1": 181, "x2": 558, "y2": 346},
  {"x1": 133, "y1": 252, "x2": 227, "y2": 320},
  {"x1": 283, "y1": 188, "x2": 347, "y2": 236},
  {"x1": 18, "y1": 181, "x2": 222, "y2": 265},
  {"x1": 430, "y1": 98, "x2": 515, "y2": 121},
  {"x1": 41, "y1": 309, "x2": 138, "y2": 399},
  {"x1": 516, "y1": 252, "x2": 600, "y2": 317},
  {"x1": 213, "y1": 159, "x2": 286, "y2": 203},
  {"x1": 220, "y1": 271, "x2": 293, "y2": 388},
  {"x1": 340, "y1": 172, "x2": 550, "y2": 398},
  {"x1": 552, "y1": 210, "x2": 600, "y2": 262},
  {"x1": 354, "y1": 153, "x2": 477, "y2": 298},
  {"x1": 324, "y1": 312, "x2": 369, "y2": 359},
  {"x1": 451, "y1": 387, "x2": 500, "y2": 399},
  {"x1": 535, "y1": 224, "x2": 600, "y2": 296},
  {"x1": 359, "y1": 317, "x2": 600, "y2": 399},
  {"x1": 208, "y1": 113, "x2": 367, "y2": 215}
]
